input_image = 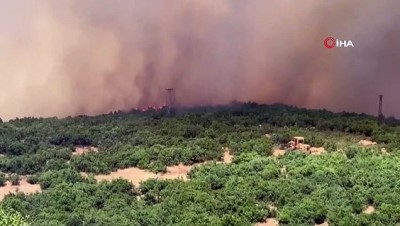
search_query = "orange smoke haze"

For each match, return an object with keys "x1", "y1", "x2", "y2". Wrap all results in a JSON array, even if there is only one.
[{"x1": 0, "y1": 0, "x2": 400, "y2": 120}]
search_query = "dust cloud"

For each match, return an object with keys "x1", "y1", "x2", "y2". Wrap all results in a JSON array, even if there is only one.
[{"x1": 0, "y1": 0, "x2": 399, "y2": 120}]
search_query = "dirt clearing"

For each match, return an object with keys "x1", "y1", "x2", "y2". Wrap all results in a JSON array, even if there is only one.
[
  {"x1": 0, "y1": 178, "x2": 41, "y2": 201},
  {"x1": 273, "y1": 149, "x2": 286, "y2": 157},
  {"x1": 93, "y1": 167, "x2": 157, "y2": 187},
  {"x1": 72, "y1": 146, "x2": 98, "y2": 156},
  {"x1": 363, "y1": 205, "x2": 375, "y2": 214},
  {"x1": 159, "y1": 164, "x2": 192, "y2": 181},
  {"x1": 221, "y1": 150, "x2": 233, "y2": 163},
  {"x1": 273, "y1": 147, "x2": 325, "y2": 157},
  {"x1": 255, "y1": 218, "x2": 279, "y2": 226},
  {"x1": 315, "y1": 221, "x2": 329, "y2": 226},
  {"x1": 310, "y1": 147, "x2": 326, "y2": 155},
  {"x1": 92, "y1": 165, "x2": 193, "y2": 186},
  {"x1": 358, "y1": 140, "x2": 377, "y2": 146},
  {"x1": 88, "y1": 150, "x2": 233, "y2": 186}
]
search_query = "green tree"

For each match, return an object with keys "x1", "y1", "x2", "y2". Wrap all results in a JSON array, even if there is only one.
[
  {"x1": 0, "y1": 173, "x2": 6, "y2": 186},
  {"x1": 0, "y1": 208, "x2": 26, "y2": 226},
  {"x1": 26, "y1": 175, "x2": 38, "y2": 185},
  {"x1": 9, "y1": 174, "x2": 20, "y2": 186}
]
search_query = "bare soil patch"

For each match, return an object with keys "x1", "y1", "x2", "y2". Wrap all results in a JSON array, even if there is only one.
[
  {"x1": 212, "y1": 148, "x2": 233, "y2": 164},
  {"x1": 0, "y1": 178, "x2": 41, "y2": 201},
  {"x1": 358, "y1": 140, "x2": 377, "y2": 146},
  {"x1": 273, "y1": 147, "x2": 325, "y2": 157},
  {"x1": 255, "y1": 218, "x2": 279, "y2": 226},
  {"x1": 310, "y1": 147, "x2": 326, "y2": 155},
  {"x1": 92, "y1": 164, "x2": 195, "y2": 186},
  {"x1": 315, "y1": 221, "x2": 329, "y2": 226},
  {"x1": 87, "y1": 150, "x2": 234, "y2": 186},
  {"x1": 93, "y1": 167, "x2": 157, "y2": 187},
  {"x1": 72, "y1": 146, "x2": 98, "y2": 156},
  {"x1": 273, "y1": 149, "x2": 286, "y2": 157},
  {"x1": 158, "y1": 149, "x2": 233, "y2": 179},
  {"x1": 363, "y1": 205, "x2": 375, "y2": 214},
  {"x1": 221, "y1": 150, "x2": 233, "y2": 163},
  {"x1": 158, "y1": 164, "x2": 192, "y2": 181}
]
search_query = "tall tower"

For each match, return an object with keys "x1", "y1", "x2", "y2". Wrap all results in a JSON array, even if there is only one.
[
  {"x1": 378, "y1": 95, "x2": 384, "y2": 124},
  {"x1": 166, "y1": 88, "x2": 175, "y2": 116}
]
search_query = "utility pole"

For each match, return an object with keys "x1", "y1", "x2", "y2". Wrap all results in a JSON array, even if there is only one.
[
  {"x1": 166, "y1": 88, "x2": 175, "y2": 116},
  {"x1": 378, "y1": 95, "x2": 384, "y2": 124}
]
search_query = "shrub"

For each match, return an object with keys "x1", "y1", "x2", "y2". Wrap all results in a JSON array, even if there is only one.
[
  {"x1": 27, "y1": 175, "x2": 38, "y2": 184},
  {"x1": 10, "y1": 174, "x2": 20, "y2": 185},
  {"x1": 0, "y1": 208, "x2": 26, "y2": 226},
  {"x1": 0, "y1": 173, "x2": 6, "y2": 186}
]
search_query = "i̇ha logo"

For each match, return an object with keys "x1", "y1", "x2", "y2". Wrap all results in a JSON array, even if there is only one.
[{"x1": 324, "y1": 37, "x2": 354, "y2": 48}]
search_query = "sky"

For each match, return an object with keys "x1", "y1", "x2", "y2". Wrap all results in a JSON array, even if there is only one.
[{"x1": 0, "y1": 0, "x2": 399, "y2": 120}]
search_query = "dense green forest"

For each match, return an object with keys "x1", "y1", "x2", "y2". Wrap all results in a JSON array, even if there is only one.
[{"x1": 1, "y1": 103, "x2": 400, "y2": 226}]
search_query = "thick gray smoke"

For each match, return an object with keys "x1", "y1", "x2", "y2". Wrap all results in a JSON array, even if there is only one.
[{"x1": 0, "y1": 0, "x2": 400, "y2": 120}]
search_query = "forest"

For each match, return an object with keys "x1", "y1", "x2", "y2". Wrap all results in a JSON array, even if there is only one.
[{"x1": 1, "y1": 102, "x2": 400, "y2": 226}]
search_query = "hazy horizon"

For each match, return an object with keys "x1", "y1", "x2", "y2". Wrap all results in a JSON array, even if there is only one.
[{"x1": 1, "y1": 1, "x2": 399, "y2": 120}]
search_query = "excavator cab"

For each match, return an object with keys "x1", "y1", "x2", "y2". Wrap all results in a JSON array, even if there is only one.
[{"x1": 293, "y1": 137, "x2": 304, "y2": 148}]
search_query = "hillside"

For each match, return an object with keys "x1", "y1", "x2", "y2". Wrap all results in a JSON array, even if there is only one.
[{"x1": 1, "y1": 103, "x2": 400, "y2": 226}]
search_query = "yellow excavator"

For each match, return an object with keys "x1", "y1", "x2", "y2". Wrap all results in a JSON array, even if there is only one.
[{"x1": 288, "y1": 137, "x2": 310, "y2": 151}]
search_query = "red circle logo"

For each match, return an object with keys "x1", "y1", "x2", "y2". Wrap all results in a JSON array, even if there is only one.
[{"x1": 324, "y1": 37, "x2": 336, "y2": 49}]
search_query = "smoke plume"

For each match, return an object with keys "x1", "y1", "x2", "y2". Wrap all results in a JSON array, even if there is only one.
[{"x1": 0, "y1": 0, "x2": 400, "y2": 120}]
